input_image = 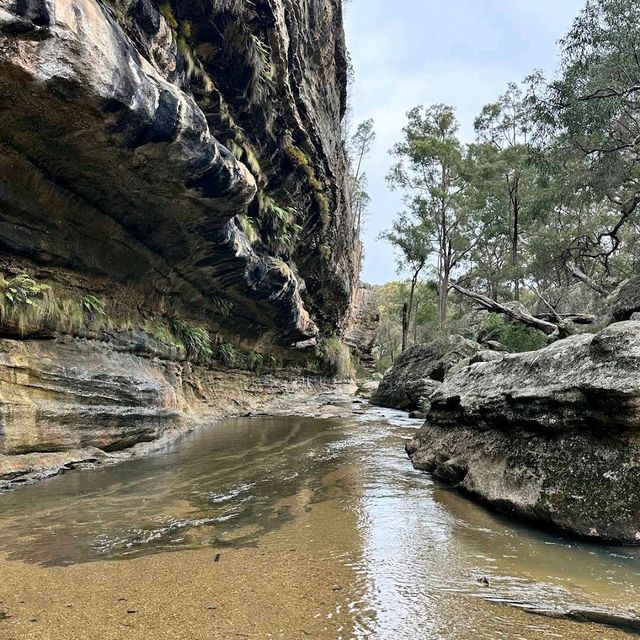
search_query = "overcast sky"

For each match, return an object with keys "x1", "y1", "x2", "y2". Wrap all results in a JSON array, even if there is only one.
[{"x1": 343, "y1": 0, "x2": 586, "y2": 284}]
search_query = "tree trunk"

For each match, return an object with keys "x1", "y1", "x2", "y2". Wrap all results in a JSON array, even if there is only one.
[
  {"x1": 439, "y1": 269, "x2": 449, "y2": 330},
  {"x1": 509, "y1": 173, "x2": 521, "y2": 302},
  {"x1": 407, "y1": 264, "x2": 423, "y2": 347},
  {"x1": 567, "y1": 264, "x2": 610, "y2": 297},
  {"x1": 401, "y1": 302, "x2": 409, "y2": 352}
]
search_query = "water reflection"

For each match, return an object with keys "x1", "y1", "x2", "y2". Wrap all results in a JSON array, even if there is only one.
[{"x1": 0, "y1": 403, "x2": 639, "y2": 638}]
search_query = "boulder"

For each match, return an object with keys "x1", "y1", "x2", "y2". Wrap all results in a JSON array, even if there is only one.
[
  {"x1": 371, "y1": 335, "x2": 481, "y2": 411},
  {"x1": 608, "y1": 277, "x2": 640, "y2": 323},
  {"x1": 406, "y1": 321, "x2": 640, "y2": 544}
]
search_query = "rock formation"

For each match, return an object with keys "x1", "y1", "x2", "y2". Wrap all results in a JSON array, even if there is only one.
[
  {"x1": 0, "y1": 334, "x2": 335, "y2": 489},
  {"x1": 370, "y1": 335, "x2": 480, "y2": 411},
  {"x1": 343, "y1": 283, "x2": 379, "y2": 369},
  {"x1": 0, "y1": 0, "x2": 359, "y2": 482},
  {"x1": 0, "y1": 0, "x2": 356, "y2": 343},
  {"x1": 407, "y1": 321, "x2": 640, "y2": 544}
]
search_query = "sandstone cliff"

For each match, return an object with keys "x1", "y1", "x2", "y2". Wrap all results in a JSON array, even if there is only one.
[
  {"x1": 0, "y1": 0, "x2": 357, "y2": 343},
  {"x1": 0, "y1": 0, "x2": 359, "y2": 482}
]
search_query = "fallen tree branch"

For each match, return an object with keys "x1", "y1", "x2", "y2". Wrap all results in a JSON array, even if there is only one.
[
  {"x1": 535, "y1": 312, "x2": 595, "y2": 325},
  {"x1": 530, "y1": 285, "x2": 562, "y2": 323},
  {"x1": 451, "y1": 283, "x2": 559, "y2": 336},
  {"x1": 567, "y1": 264, "x2": 611, "y2": 297}
]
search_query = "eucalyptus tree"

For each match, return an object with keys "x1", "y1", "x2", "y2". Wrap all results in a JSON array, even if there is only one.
[
  {"x1": 348, "y1": 118, "x2": 376, "y2": 236},
  {"x1": 473, "y1": 82, "x2": 542, "y2": 300},
  {"x1": 380, "y1": 212, "x2": 432, "y2": 349},
  {"x1": 548, "y1": 0, "x2": 640, "y2": 276},
  {"x1": 386, "y1": 105, "x2": 480, "y2": 329}
]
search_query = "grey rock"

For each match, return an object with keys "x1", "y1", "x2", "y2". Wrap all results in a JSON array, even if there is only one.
[
  {"x1": 484, "y1": 340, "x2": 507, "y2": 352},
  {"x1": 0, "y1": 0, "x2": 356, "y2": 344},
  {"x1": 371, "y1": 335, "x2": 481, "y2": 411},
  {"x1": 608, "y1": 277, "x2": 640, "y2": 324},
  {"x1": 407, "y1": 321, "x2": 640, "y2": 544},
  {"x1": 343, "y1": 284, "x2": 379, "y2": 369},
  {"x1": 469, "y1": 350, "x2": 504, "y2": 365},
  {"x1": 408, "y1": 411, "x2": 427, "y2": 420}
]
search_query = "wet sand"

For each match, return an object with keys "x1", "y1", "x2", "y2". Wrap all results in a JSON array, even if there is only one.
[{"x1": 0, "y1": 497, "x2": 360, "y2": 640}]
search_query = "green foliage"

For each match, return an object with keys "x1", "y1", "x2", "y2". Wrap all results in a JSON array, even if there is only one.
[
  {"x1": 375, "y1": 354, "x2": 393, "y2": 373},
  {"x1": 216, "y1": 342, "x2": 239, "y2": 366},
  {"x1": 213, "y1": 343, "x2": 266, "y2": 371},
  {"x1": 249, "y1": 34, "x2": 274, "y2": 84},
  {"x1": 284, "y1": 145, "x2": 331, "y2": 233},
  {"x1": 170, "y1": 320, "x2": 213, "y2": 360},
  {"x1": 159, "y1": 2, "x2": 177, "y2": 30},
  {"x1": 244, "y1": 350, "x2": 264, "y2": 372},
  {"x1": 236, "y1": 213, "x2": 260, "y2": 244},
  {"x1": 482, "y1": 313, "x2": 547, "y2": 353},
  {"x1": 320, "y1": 336, "x2": 356, "y2": 380},
  {"x1": 347, "y1": 119, "x2": 376, "y2": 235},
  {"x1": 81, "y1": 295, "x2": 106, "y2": 317},
  {"x1": 257, "y1": 191, "x2": 302, "y2": 251},
  {"x1": 143, "y1": 320, "x2": 186, "y2": 354},
  {"x1": 0, "y1": 274, "x2": 50, "y2": 307},
  {"x1": 0, "y1": 275, "x2": 113, "y2": 336}
]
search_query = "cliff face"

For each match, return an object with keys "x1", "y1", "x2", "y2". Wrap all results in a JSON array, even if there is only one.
[
  {"x1": 0, "y1": 0, "x2": 357, "y2": 344},
  {"x1": 0, "y1": 0, "x2": 359, "y2": 482}
]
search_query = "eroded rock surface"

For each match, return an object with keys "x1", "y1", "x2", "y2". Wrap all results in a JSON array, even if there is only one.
[
  {"x1": 0, "y1": 334, "x2": 336, "y2": 489},
  {"x1": 370, "y1": 335, "x2": 480, "y2": 411},
  {"x1": 407, "y1": 321, "x2": 640, "y2": 544},
  {"x1": 0, "y1": 0, "x2": 356, "y2": 343}
]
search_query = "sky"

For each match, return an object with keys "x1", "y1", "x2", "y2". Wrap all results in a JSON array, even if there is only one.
[{"x1": 343, "y1": 0, "x2": 586, "y2": 284}]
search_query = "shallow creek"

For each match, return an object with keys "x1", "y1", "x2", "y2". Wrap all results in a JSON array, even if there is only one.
[{"x1": 0, "y1": 394, "x2": 639, "y2": 639}]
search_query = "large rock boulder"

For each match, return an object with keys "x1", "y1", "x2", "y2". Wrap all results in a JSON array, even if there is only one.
[
  {"x1": 371, "y1": 335, "x2": 481, "y2": 411},
  {"x1": 406, "y1": 321, "x2": 640, "y2": 544},
  {"x1": 608, "y1": 277, "x2": 640, "y2": 323}
]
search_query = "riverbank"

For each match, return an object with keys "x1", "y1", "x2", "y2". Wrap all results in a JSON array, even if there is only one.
[
  {"x1": 0, "y1": 502, "x2": 360, "y2": 640},
  {"x1": 0, "y1": 334, "x2": 356, "y2": 491}
]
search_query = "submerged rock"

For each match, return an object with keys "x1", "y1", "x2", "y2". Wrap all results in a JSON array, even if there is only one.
[
  {"x1": 370, "y1": 335, "x2": 480, "y2": 411},
  {"x1": 406, "y1": 321, "x2": 640, "y2": 544}
]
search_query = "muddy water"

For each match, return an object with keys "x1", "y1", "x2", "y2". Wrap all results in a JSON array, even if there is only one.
[{"x1": 1, "y1": 396, "x2": 640, "y2": 638}]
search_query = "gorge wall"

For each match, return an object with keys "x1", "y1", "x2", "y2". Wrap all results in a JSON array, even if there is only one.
[
  {"x1": 0, "y1": 0, "x2": 359, "y2": 481},
  {"x1": 0, "y1": 0, "x2": 357, "y2": 343}
]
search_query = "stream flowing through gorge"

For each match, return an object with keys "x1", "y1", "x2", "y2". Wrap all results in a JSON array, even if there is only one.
[{"x1": 0, "y1": 394, "x2": 639, "y2": 639}]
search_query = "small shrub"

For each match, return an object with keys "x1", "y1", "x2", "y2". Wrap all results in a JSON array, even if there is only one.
[
  {"x1": 0, "y1": 274, "x2": 52, "y2": 334},
  {"x1": 217, "y1": 342, "x2": 240, "y2": 367},
  {"x1": 81, "y1": 295, "x2": 106, "y2": 317},
  {"x1": 257, "y1": 191, "x2": 301, "y2": 250},
  {"x1": 143, "y1": 320, "x2": 186, "y2": 354},
  {"x1": 170, "y1": 320, "x2": 213, "y2": 360},
  {"x1": 0, "y1": 274, "x2": 50, "y2": 307},
  {"x1": 245, "y1": 351, "x2": 264, "y2": 372},
  {"x1": 481, "y1": 313, "x2": 546, "y2": 353}
]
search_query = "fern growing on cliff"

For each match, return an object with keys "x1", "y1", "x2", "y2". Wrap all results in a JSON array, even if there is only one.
[
  {"x1": 169, "y1": 320, "x2": 213, "y2": 360},
  {"x1": 257, "y1": 192, "x2": 302, "y2": 252}
]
